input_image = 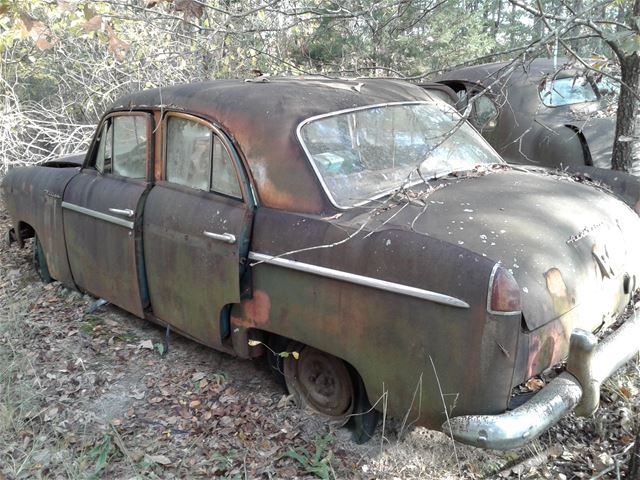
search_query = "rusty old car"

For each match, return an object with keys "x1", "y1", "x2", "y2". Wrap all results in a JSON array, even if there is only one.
[
  {"x1": 2, "y1": 77, "x2": 640, "y2": 450},
  {"x1": 435, "y1": 58, "x2": 627, "y2": 172}
]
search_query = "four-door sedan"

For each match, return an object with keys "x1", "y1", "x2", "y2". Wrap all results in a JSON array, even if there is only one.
[
  {"x1": 435, "y1": 58, "x2": 623, "y2": 171},
  {"x1": 2, "y1": 77, "x2": 640, "y2": 449}
]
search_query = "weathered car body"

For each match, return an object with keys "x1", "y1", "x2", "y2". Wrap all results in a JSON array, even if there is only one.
[
  {"x1": 435, "y1": 58, "x2": 622, "y2": 171},
  {"x1": 2, "y1": 77, "x2": 640, "y2": 450}
]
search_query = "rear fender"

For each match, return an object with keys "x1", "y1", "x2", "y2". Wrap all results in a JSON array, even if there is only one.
[{"x1": 566, "y1": 166, "x2": 640, "y2": 215}]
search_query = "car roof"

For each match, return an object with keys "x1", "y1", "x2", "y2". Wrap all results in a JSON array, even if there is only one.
[
  {"x1": 438, "y1": 57, "x2": 583, "y2": 90},
  {"x1": 111, "y1": 77, "x2": 446, "y2": 214}
]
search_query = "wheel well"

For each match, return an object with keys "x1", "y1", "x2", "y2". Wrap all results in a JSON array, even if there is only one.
[
  {"x1": 16, "y1": 221, "x2": 35, "y2": 246},
  {"x1": 256, "y1": 330, "x2": 370, "y2": 397},
  {"x1": 564, "y1": 124, "x2": 593, "y2": 166}
]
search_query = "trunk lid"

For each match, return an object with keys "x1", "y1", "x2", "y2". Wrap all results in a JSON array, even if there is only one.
[{"x1": 371, "y1": 169, "x2": 640, "y2": 331}]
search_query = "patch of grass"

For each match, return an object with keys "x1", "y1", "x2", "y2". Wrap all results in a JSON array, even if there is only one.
[
  {"x1": 114, "y1": 332, "x2": 139, "y2": 344},
  {"x1": 80, "y1": 314, "x2": 104, "y2": 334},
  {"x1": 284, "y1": 435, "x2": 334, "y2": 480},
  {"x1": 87, "y1": 433, "x2": 117, "y2": 478}
]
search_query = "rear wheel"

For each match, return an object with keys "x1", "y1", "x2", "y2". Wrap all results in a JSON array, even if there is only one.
[
  {"x1": 282, "y1": 342, "x2": 380, "y2": 441},
  {"x1": 348, "y1": 373, "x2": 380, "y2": 444},
  {"x1": 33, "y1": 234, "x2": 52, "y2": 283},
  {"x1": 284, "y1": 343, "x2": 354, "y2": 426}
]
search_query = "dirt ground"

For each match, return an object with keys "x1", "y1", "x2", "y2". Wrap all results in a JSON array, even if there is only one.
[{"x1": 0, "y1": 196, "x2": 639, "y2": 479}]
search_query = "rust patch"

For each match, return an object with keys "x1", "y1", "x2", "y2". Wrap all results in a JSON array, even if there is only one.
[
  {"x1": 545, "y1": 268, "x2": 567, "y2": 298},
  {"x1": 525, "y1": 320, "x2": 566, "y2": 378},
  {"x1": 234, "y1": 290, "x2": 271, "y2": 328},
  {"x1": 545, "y1": 267, "x2": 575, "y2": 316}
]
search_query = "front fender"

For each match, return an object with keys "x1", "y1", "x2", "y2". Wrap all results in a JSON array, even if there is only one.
[{"x1": 1, "y1": 166, "x2": 80, "y2": 287}]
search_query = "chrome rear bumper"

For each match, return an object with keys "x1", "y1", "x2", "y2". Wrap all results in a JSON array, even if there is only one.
[{"x1": 443, "y1": 310, "x2": 640, "y2": 450}]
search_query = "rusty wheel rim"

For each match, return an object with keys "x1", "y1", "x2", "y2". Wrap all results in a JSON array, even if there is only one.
[{"x1": 284, "y1": 344, "x2": 354, "y2": 424}]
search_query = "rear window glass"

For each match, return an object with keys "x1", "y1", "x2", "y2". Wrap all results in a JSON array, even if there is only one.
[
  {"x1": 300, "y1": 102, "x2": 502, "y2": 207},
  {"x1": 539, "y1": 77, "x2": 598, "y2": 107}
]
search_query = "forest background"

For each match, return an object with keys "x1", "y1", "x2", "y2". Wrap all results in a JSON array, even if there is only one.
[
  {"x1": 0, "y1": 0, "x2": 637, "y2": 174},
  {"x1": 0, "y1": 1, "x2": 639, "y2": 478}
]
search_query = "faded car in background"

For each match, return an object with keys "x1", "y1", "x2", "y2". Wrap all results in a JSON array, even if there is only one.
[
  {"x1": 2, "y1": 78, "x2": 640, "y2": 450},
  {"x1": 435, "y1": 58, "x2": 623, "y2": 171}
]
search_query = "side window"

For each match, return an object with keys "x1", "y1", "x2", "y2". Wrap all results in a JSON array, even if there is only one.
[
  {"x1": 166, "y1": 117, "x2": 212, "y2": 191},
  {"x1": 95, "y1": 122, "x2": 113, "y2": 173},
  {"x1": 165, "y1": 115, "x2": 242, "y2": 198},
  {"x1": 112, "y1": 116, "x2": 147, "y2": 179},
  {"x1": 473, "y1": 95, "x2": 498, "y2": 131},
  {"x1": 212, "y1": 136, "x2": 242, "y2": 198}
]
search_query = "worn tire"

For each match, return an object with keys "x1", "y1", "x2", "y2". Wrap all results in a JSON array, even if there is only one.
[
  {"x1": 283, "y1": 343, "x2": 355, "y2": 426},
  {"x1": 33, "y1": 234, "x2": 52, "y2": 283},
  {"x1": 347, "y1": 370, "x2": 380, "y2": 444}
]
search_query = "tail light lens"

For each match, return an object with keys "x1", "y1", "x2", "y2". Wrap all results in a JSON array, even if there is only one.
[{"x1": 488, "y1": 264, "x2": 522, "y2": 313}]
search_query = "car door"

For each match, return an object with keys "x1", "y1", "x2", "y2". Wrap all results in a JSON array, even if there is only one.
[
  {"x1": 62, "y1": 113, "x2": 152, "y2": 317},
  {"x1": 143, "y1": 113, "x2": 254, "y2": 349}
]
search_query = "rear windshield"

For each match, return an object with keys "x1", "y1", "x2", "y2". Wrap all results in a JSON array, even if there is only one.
[
  {"x1": 299, "y1": 102, "x2": 502, "y2": 207},
  {"x1": 539, "y1": 77, "x2": 598, "y2": 106}
]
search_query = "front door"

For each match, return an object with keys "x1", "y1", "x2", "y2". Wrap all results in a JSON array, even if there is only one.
[
  {"x1": 62, "y1": 113, "x2": 152, "y2": 317},
  {"x1": 143, "y1": 113, "x2": 253, "y2": 348}
]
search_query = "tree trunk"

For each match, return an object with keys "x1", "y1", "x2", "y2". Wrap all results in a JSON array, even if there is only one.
[
  {"x1": 611, "y1": 0, "x2": 640, "y2": 173},
  {"x1": 611, "y1": 53, "x2": 640, "y2": 173}
]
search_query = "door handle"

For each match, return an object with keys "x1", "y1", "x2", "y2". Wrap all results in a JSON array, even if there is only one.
[
  {"x1": 108, "y1": 208, "x2": 135, "y2": 218},
  {"x1": 203, "y1": 231, "x2": 237, "y2": 244}
]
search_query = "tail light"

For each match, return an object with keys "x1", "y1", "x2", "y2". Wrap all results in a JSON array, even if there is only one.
[{"x1": 488, "y1": 264, "x2": 521, "y2": 314}]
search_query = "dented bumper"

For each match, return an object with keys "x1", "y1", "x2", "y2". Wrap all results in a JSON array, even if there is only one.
[{"x1": 443, "y1": 310, "x2": 640, "y2": 450}]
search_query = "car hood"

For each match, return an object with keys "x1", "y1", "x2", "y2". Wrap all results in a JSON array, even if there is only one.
[{"x1": 366, "y1": 168, "x2": 640, "y2": 331}]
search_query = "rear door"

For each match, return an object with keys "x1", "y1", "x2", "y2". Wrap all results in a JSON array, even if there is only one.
[
  {"x1": 62, "y1": 113, "x2": 152, "y2": 317},
  {"x1": 143, "y1": 113, "x2": 254, "y2": 349}
]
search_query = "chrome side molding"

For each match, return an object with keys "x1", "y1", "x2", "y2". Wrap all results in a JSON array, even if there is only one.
[
  {"x1": 248, "y1": 251, "x2": 470, "y2": 309},
  {"x1": 62, "y1": 202, "x2": 134, "y2": 229}
]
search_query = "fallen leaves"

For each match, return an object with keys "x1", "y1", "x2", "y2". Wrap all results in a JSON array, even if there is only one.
[
  {"x1": 524, "y1": 377, "x2": 545, "y2": 391},
  {"x1": 138, "y1": 339, "x2": 154, "y2": 350},
  {"x1": 146, "y1": 454, "x2": 172, "y2": 466}
]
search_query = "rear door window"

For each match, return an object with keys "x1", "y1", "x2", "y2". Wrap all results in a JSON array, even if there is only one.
[
  {"x1": 166, "y1": 117, "x2": 212, "y2": 191},
  {"x1": 212, "y1": 136, "x2": 242, "y2": 198},
  {"x1": 165, "y1": 115, "x2": 242, "y2": 198}
]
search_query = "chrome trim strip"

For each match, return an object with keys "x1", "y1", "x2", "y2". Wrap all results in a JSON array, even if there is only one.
[
  {"x1": 248, "y1": 251, "x2": 469, "y2": 309},
  {"x1": 62, "y1": 201, "x2": 134, "y2": 229}
]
